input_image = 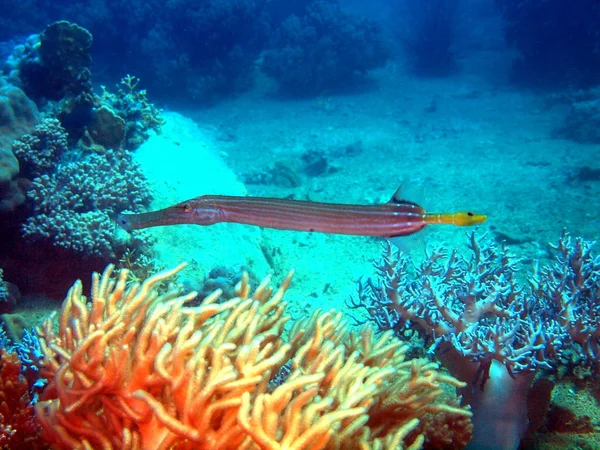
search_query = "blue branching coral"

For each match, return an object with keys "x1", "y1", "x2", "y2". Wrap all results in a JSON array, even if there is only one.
[
  {"x1": 14, "y1": 329, "x2": 45, "y2": 379},
  {"x1": 529, "y1": 232, "x2": 600, "y2": 364},
  {"x1": 0, "y1": 325, "x2": 46, "y2": 402},
  {"x1": 350, "y1": 231, "x2": 599, "y2": 449},
  {"x1": 351, "y1": 231, "x2": 598, "y2": 374},
  {"x1": 0, "y1": 324, "x2": 9, "y2": 351}
]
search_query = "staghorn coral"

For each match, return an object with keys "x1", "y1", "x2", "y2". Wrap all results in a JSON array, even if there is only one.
[
  {"x1": 13, "y1": 328, "x2": 46, "y2": 393},
  {"x1": 351, "y1": 231, "x2": 600, "y2": 450},
  {"x1": 0, "y1": 325, "x2": 9, "y2": 350},
  {"x1": 529, "y1": 231, "x2": 600, "y2": 365},
  {"x1": 352, "y1": 231, "x2": 600, "y2": 377},
  {"x1": 35, "y1": 263, "x2": 471, "y2": 449},
  {"x1": 0, "y1": 321, "x2": 47, "y2": 403},
  {"x1": 352, "y1": 234, "x2": 544, "y2": 374}
]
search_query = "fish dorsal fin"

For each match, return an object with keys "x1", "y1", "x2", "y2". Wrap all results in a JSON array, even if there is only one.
[
  {"x1": 389, "y1": 185, "x2": 405, "y2": 204},
  {"x1": 388, "y1": 183, "x2": 424, "y2": 206},
  {"x1": 386, "y1": 181, "x2": 428, "y2": 254}
]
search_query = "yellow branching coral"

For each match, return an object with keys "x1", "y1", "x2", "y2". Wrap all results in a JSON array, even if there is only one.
[{"x1": 35, "y1": 263, "x2": 471, "y2": 449}]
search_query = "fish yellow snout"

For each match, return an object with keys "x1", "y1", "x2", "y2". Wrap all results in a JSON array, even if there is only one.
[{"x1": 453, "y1": 211, "x2": 487, "y2": 226}]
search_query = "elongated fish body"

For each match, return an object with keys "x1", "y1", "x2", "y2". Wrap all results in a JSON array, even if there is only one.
[{"x1": 117, "y1": 190, "x2": 486, "y2": 238}]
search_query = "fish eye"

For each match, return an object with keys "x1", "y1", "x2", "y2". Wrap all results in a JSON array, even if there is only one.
[
  {"x1": 183, "y1": 203, "x2": 191, "y2": 212},
  {"x1": 467, "y1": 212, "x2": 473, "y2": 216}
]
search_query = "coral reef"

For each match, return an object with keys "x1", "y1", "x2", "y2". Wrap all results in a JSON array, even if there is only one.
[
  {"x1": 11, "y1": 118, "x2": 69, "y2": 177},
  {"x1": 9, "y1": 109, "x2": 153, "y2": 261},
  {"x1": 262, "y1": 0, "x2": 390, "y2": 96},
  {"x1": 1, "y1": 1, "x2": 396, "y2": 102},
  {"x1": 408, "y1": 397, "x2": 473, "y2": 450},
  {"x1": 351, "y1": 231, "x2": 599, "y2": 449},
  {"x1": 0, "y1": 319, "x2": 47, "y2": 402},
  {"x1": 35, "y1": 263, "x2": 471, "y2": 449},
  {"x1": 18, "y1": 0, "x2": 271, "y2": 102},
  {"x1": 494, "y1": 0, "x2": 600, "y2": 87},
  {"x1": 22, "y1": 146, "x2": 152, "y2": 259},
  {"x1": 530, "y1": 232, "x2": 600, "y2": 365},
  {"x1": 98, "y1": 75, "x2": 165, "y2": 150},
  {"x1": 0, "y1": 314, "x2": 28, "y2": 343},
  {"x1": 1, "y1": 35, "x2": 38, "y2": 86},
  {"x1": 0, "y1": 269, "x2": 20, "y2": 314},
  {"x1": 6, "y1": 21, "x2": 96, "y2": 144},
  {"x1": 198, "y1": 264, "x2": 258, "y2": 301},
  {"x1": 352, "y1": 233, "x2": 558, "y2": 374},
  {"x1": 18, "y1": 21, "x2": 93, "y2": 101},
  {"x1": 0, "y1": 78, "x2": 40, "y2": 212},
  {"x1": 394, "y1": 0, "x2": 460, "y2": 76},
  {"x1": 0, "y1": 318, "x2": 48, "y2": 396},
  {"x1": 13, "y1": 328, "x2": 47, "y2": 398},
  {"x1": 0, "y1": 326, "x2": 8, "y2": 350},
  {"x1": 86, "y1": 105, "x2": 126, "y2": 150},
  {"x1": 352, "y1": 231, "x2": 600, "y2": 373},
  {"x1": 555, "y1": 86, "x2": 600, "y2": 144},
  {"x1": 0, "y1": 349, "x2": 46, "y2": 449},
  {"x1": 0, "y1": 24, "x2": 160, "y2": 299},
  {"x1": 242, "y1": 161, "x2": 303, "y2": 188},
  {"x1": 5, "y1": 23, "x2": 164, "y2": 147},
  {"x1": 137, "y1": 0, "x2": 271, "y2": 101}
]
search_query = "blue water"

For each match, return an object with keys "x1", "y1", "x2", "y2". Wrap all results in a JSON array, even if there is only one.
[{"x1": 0, "y1": 1, "x2": 599, "y2": 449}]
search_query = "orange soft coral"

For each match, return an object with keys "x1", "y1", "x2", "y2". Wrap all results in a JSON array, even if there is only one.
[{"x1": 35, "y1": 263, "x2": 471, "y2": 449}]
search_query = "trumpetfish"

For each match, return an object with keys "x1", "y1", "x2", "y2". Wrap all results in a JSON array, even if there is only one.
[{"x1": 116, "y1": 188, "x2": 486, "y2": 237}]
